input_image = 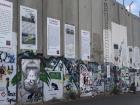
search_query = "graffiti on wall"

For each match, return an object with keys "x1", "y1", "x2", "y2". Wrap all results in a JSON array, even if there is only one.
[
  {"x1": 79, "y1": 63, "x2": 93, "y2": 97},
  {"x1": 135, "y1": 72, "x2": 140, "y2": 91},
  {"x1": 0, "y1": 50, "x2": 16, "y2": 105},
  {"x1": 120, "y1": 67, "x2": 129, "y2": 92},
  {"x1": 43, "y1": 57, "x2": 63, "y2": 101},
  {"x1": 88, "y1": 63, "x2": 104, "y2": 93},
  {"x1": 18, "y1": 59, "x2": 43, "y2": 104},
  {"x1": 63, "y1": 59, "x2": 79, "y2": 98},
  {"x1": 93, "y1": 74, "x2": 104, "y2": 92}
]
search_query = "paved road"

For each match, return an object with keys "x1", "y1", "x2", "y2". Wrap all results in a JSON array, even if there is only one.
[{"x1": 46, "y1": 93, "x2": 140, "y2": 105}]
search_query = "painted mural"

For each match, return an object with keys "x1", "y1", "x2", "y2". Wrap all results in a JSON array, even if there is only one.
[
  {"x1": 111, "y1": 22, "x2": 128, "y2": 68},
  {"x1": 63, "y1": 59, "x2": 79, "y2": 99},
  {"x1": 93, "y1": 73, "x2": 104, "y2": 92},
  {"x1": 120, "y1": 67, "x2": 129, "y2": 92},
  {"x1": 0, "y1": 49, "x2": 17, "y2": 105},
  {"x1": 18, "y1": 59, "x2": 43, "y2": 104},
  {"x1": 88, "y1": 63, "x2": 104, "y2": 94},
  {"x1": 79, "y1": 63, "x2": 93, "y2": 97},
  {"x1": 43, "y1": 57, "x2": 63, "y2": 101},
  {"x1": 135, "y1": 71, "x2": 140, "y2": 91},
  {"x1": 0, "y1": 33, "x2": 17, "y2": 105}
]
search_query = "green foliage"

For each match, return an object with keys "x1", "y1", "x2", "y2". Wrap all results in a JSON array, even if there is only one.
[
  {"x1": 39, "y1": 63, "x2": 50, "y2": 86},
  {"x1": 111, "y1": 86, "x2": 120, "y2": 95},
  {"x1": 69, "y1": 90, "x2": 77, "y2": 100},
  {"x1": 40, "y1": 70, "x2": 50, "y2": 86},
  {"x1": 11, "y1": 70, "x2": 22, "y2": 86}
]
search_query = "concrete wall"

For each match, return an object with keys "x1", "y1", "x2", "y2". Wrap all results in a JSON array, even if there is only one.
[
  {"x1": 6, "y1": 0, "x2": 140, "y2": 63},
  {"x1": 92, "y1": 0, "x2": 103, "y2": 63},
  {"x1": 63, "y1": 0, "x2": 79, "y2": 59}
]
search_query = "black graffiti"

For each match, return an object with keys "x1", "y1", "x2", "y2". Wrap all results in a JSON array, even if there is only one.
[
  {"x1": 7, "y1": 91, "x2": 16, "y2": 96},
  {"x1": 85, "y1": 89, "x2": 93, "y2": 93},
  {"x1": 51, "y1": 83, "x2": 59, "y2": 90},
  {"x1": 0, "y1": 65, "x2": 14, "y2": 75},
  {"x1": 7, "y1": 98, "x2": 16, "y2": 104},
  {"x1": 96, "y1": 80, "x2": 103, "y2": 86},
  {"x1": 0, "y1": 51, "x2": 15, "y2": 63},
  {"x1": 26, "y1": 96, "x2": 42, "y2": 103},
  {"x1": 81, "y1": 87, "x2": 93, "y2": 93}
]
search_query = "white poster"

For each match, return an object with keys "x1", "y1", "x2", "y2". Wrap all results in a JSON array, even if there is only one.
[
  {"x1": 47, "y1": 18, "x2": 60, "y2": 56},
  {"x1": 0, "y1": 0, "x2": 13, "y2": 48},
  {"x1": 0, "y1": 33, "x2": 17, "y2": 105},
  {"x1": 64, "y1": 24, "x2": 75, "y2": 58},
  {"x1": 81, "y1": 30, "x2": 90, "y2": 61},
  {"x1": 20, "y1": 6, "x2": 37, "y2": 50},
  {"x1": 107, "y1": 65, "x2": 110, "y2": 78},
  {"x1": 111, "y1": 22, "x2": 128, "y2": 67}
]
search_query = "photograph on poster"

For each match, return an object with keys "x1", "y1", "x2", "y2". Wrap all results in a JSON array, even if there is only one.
[
  {"x1": 20, "y1": 6, "x2": 37, "y2": 50},
  {"x1": 64, "y1": 24, "x2": 75, "y2": 58},
  {"x1": 0, "y1": 0, "x2": 13, "y2": 48},
  {"x1": 47, "y1": 18, "x2": 60, "y2": 56}
]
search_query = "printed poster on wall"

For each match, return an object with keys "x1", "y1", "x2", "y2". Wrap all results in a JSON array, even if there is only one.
[
  {"x1": 20, "y1": 6, "x2": 37, "y2": 50},
  {"x1": 44, "y1": 59, "x2": 63, "y2": 101},
  {"x1": 0, "y1": 33, "x2": 17, "y2": 105},
  {"x1": 0, "y1": 0, "x2": 13, "y2": 48},
  {"x1": 81, "y1": 30, "x2": 90, "y2": 61},
  {"x1": 19, "y1": 59, "x2": 42, "y2": 104},
  {"x1": 47, "y1": 18, "x2": 60, "y2": 56},
  {"x1": 64, "y1": 24, "x2": 75, "y2": 58},
  {"x1": 111, "y1": 22, "x2": 128, "y2": 67}
]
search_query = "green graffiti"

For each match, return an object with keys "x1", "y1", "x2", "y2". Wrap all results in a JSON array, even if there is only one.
[{"x1": 49, "y1": 72, "x2": 61, "y2": 80}]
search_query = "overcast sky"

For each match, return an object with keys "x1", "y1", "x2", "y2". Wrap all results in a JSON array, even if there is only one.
[{"x1": 117, "y1": 0, "x2": 140, "y2": 16}]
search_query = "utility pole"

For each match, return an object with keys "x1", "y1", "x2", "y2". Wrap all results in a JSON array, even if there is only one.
[
  {"x1": 129, "y1": 1, "x2": 134, "y2": 12},
  {"x1": 123, "y1": 0, "x2": 125, "y2": 6}
]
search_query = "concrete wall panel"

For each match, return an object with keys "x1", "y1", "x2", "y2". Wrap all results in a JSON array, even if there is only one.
[
  {"x1": 79, "y1": 0, "x2": 92, "y2": 60},
  {"x1": 63, "y1": 0, "x2": 79, "y2": 59},
  {"x1": 4, "y1": 0, "x2": 140, "y2": 63},
  {"x1": 92, "y1": 0, "x2": 103, "y2": 63},
  {"x1": 43, "y1": 0, "x2": 62, "y2": 57}
]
